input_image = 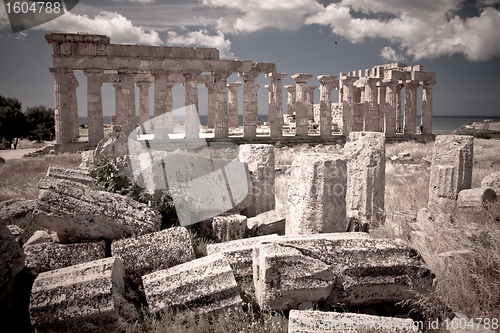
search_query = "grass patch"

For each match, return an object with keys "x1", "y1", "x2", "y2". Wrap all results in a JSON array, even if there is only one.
[{"x1": 0, "y1": 153, "x2": 81, "y2": 201}]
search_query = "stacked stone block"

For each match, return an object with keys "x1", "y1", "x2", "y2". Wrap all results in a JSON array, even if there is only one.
[{"x1": 285, "y1": 154, "x2": 348, "y2": 235}]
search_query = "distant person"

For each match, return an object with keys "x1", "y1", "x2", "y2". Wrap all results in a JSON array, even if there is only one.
[
  {"x1": 420, "y1": 125, "x2": 424, "y2": 133},
  {"x1": 258, "y1": 119, "x2": 261, "y2": 126}
]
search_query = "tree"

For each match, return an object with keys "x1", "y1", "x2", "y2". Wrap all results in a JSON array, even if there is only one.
[
  {"x1": 25, "y1": 105, "x2": 55, "y2": 142},
  {"x1": 0, "y1": 96, "x2": 27, "y2": 149}
]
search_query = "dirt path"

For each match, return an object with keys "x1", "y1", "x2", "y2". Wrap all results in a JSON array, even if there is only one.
[{"x1": 0, "y1": 148, "x2": 37, "y2": 160}]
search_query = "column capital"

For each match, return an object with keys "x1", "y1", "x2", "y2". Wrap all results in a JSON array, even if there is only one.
[
  {"x1": 227, "y1": 82, "x2": 242, "y2": 90},
  {"x1": 266, "y1": 72, "x2": 287, "y2": 81},
  {"x1": 137, "y1": 81, "x2": 152, "y2": 88},
  {"x1": 183, "y1": 70, "x2": 202, "y2": 81},
  {"x1": 318, "y1": 75, "x2": 337, "y2": 85},
  {"x1": 403, "y1": 80, "x2": 420, "y2": 88},
  {"x1": 151, "y1": 69, "x2": 169, "y2": 78},
  {"x1": 49, "y1": 67, "x2": 72, "y2": 78},
  {"x1": 212, "y1": 70, "x2": 232, "y2": 79},
  {"x1": 291, "y1": 73, "x2": 313, "y2": 84},
  {"x1": 285, "y1": 85, "x2": 296, "y2": 92},
  {"x1": 421, "y1": 81, "x2": 437, "y2": 88},
  {"x1": 205, "y1": 81, "x2": 216, "y2": 89},
  {"x1": 238, "y1": 71, "x2": 259, "y2": 82}
]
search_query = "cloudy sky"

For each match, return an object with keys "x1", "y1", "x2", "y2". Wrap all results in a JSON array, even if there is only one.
[{"x1": 1, "y1": 0, "x2": 500, "y2": 117}]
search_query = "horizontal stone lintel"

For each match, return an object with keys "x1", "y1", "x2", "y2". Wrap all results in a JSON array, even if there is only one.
[{"x1": 51, "y1": 57, "x2": 276, "y2": 74}]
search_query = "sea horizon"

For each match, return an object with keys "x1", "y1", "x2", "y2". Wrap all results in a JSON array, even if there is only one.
[{"x1": 78, "y1": 115, "x2": 500, "y2": 135}]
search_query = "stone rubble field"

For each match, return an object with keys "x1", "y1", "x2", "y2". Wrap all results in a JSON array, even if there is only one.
[{"x1": 1, "y1": 133, "x2": 499, "y2": 332}]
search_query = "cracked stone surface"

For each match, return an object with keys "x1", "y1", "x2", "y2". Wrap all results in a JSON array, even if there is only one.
[
  {"x1": 29, "y1": 257, "x2": 125, "y2": 332},
  {"x1": 33, "y1": 176, "x2": 162, "y2": 243},
  {"x1": 252, "y1": 233, "x2": 435, "y2": 311},
  {"x1": 111, "y1": 227, "x2": 195, "y2": 284},
  {"x1": 24, "y1": 241, "x2": 106, "y2": 277},
  {"x1": 142, "y1": 253, "x2": 242, "y2": 317}
]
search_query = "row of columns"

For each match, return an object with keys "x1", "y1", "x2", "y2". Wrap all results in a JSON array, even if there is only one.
[
  {"x1": 50, "y1": 67, "x2": 435, "y2": 145},
  {"x1": 340, "y1": 74, "x2": 436, "y2": 136}
]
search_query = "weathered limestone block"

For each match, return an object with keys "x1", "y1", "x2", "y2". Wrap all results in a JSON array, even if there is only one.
[
  {"x1": 343, "y1": 132, "x2": 386, "y2": 231},
  {"x1": 481, "y1": 171, "x2": 500, "y2": 196},
  {"x1": 428, "y1": 135, "x2": 474, "y2": 206},
  {"x1": 247, "y1": 206, "x2": 286, "y2": 235},
  {"x1": 142, "y1": 253, "x2": 242, "y2": 316},
  {"x1": 253, "y1": 233, "x2": 434, "y2": 311},
  {"x1": 33, "y1": 177, "x2": 161, "y2": 243},
  {"x1": 7, "y1": 224, "x2": 24, "y2": 245},
  {"x1": 238, "y1": 144, "x2": 275, "y2": 217},
  {"x1": 29, "y1": 257, "x2": 125, "y2": 333},
  {"x1": 23, "y1": 229, "x2": 58, "y2": 247},
  {"x1": 200, "y1": 214, "x2": 247, "y2": 242},
  {"x1": 457, "y1": 188, "x2": 497, "y2": 209},
  {"x1": 286, "y1": 154, "x2": 347, "y2": 235},
  {"x1": 24, "y1": 241, "x2": 106, "y2": 277},
  {"x1": 111, "y1": 227, "x2": 195, "y2": 283},
  {"x1": 0, "y1": 219, "x2": 26, "y2": 288},
  {"x1": 288, "y1": 310, "x2": 421, "y2": 333},
  {"x1": 206, "y1": 234, "x2": 280, "y2": 279},
  {"x1": 254, "y1": 242, "x2": 335, "y2": 310},
  {"x1": 46, "y1": 164, "x2": 92, "y2": 185},
  {"x1": 0, "y1": 198, "x2": 36, "y2": 222}
]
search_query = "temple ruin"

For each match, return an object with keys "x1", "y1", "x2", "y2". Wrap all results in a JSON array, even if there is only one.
[{"x1": 45, "y1": 33, "x2": 436, "y2": 152}]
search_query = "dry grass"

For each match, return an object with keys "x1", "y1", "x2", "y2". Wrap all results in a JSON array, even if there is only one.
[
  {"x1": 0, "y1": 153, "x2": 82, "y2": 201},
  {"x1": 378, "y1": 138, "x2": 500, "y2": 322}
]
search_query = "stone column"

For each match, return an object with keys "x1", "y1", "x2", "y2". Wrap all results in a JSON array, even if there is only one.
[
  {"x1": 68, "y1": 74, "x2": 79, "y2": 142},
  {"x1": 112, "y1": 81, "x2": 122, "y2": 132},
  {"x1": 318, "y1": 75, "x2": 337, "y2": 136},
  {"x1": 137, "y1": 81, "x2": 151, "y2": 133},
  {"x1": 152, "y1": 70, "x2": 174, "y2": 140},
  {"x1": 183, "y1": 70, "x2": 202, "y2": 139},
  {"x1": 384, "y1": 81, "x2": 398, "y2": 135},
  {"x1": 395, "y1": 82, "x2": 403, "y2": 132},
  {"x1": 205, "y1": 81, "x2": 216, "y2": 128},
  {"x1": 50, "y1": 68, "x2": 72, "y2": 145},
  {"x1": 266, "y1": 72, "x2": 287, "y2": 137},
  {"x1": 377, "y1": 81, "x2": 386, "y2": 132},
  {"x1": 239, "y1": 72, "x2": 260, "y2": 137},
  {"x1": 306, "y1": 86, "x2": 317, "y2": 121},
  {"x1": 421, "y1": 81, "x2": 436, "y2": 135},
  {"x1": 292, "y1": 74, "x2": 313, "y2": 136},
  {"x1": 344, "y1": 132, "x2": 386, "y2": 231},
  {"x1": 285, "y1": 85, "x2": 296, "y2": 115},
  {"x1": 118, "y1": 69, "x2": 138, "y2": 136},
  {"x1": 83, "y1": 68, "x2": 104, "y2": 144},
  {"x1": 403, "y1": 80, "x2": 419, "y2": 135},
  {"x1": 340, "y1": 75, "x2": 357, "y2": 137},
  {"x1": 213, "y1": 70, "x2": 231, "y2": 138},
  {"x1": 363, "y1": 78, "x2": 379, "y2": 132},
  {"x1": 227, "y1": 82, "x2": 241, "y2": 128}
]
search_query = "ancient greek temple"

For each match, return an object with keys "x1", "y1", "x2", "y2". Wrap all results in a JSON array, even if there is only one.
[{"x1": 45, "y1": 33, "x2": 436, "y2": 151}]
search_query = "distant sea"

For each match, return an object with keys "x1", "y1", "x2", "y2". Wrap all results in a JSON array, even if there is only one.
[{"x1": 79, "y1": 115, "x2": 500, "y2": 135}]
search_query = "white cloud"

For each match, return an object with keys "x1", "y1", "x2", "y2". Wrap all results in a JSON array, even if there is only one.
[
  {"x1": 35, "y1": 11, "x2": 163, "y2": 45},
  {"x1": 306, "y1": 1, "x2": 500, "y2": 61},
  {"x1": 380, "y1": 46, "x2": 405, "y2": 62},
  {"x1": 167, "y1": 29, "x2": 235, "y2": 59},
  {"x1": 202, "y1": 0, "x2": 323, "y2": 33}
]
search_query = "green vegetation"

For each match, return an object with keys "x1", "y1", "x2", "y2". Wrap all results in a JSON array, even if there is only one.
[
  {"x1": 25, "y1": 105, "x2": 55, "y2": 142},
  {"x1": 0, "y1": 95, "x2": 27, "y2": 149},
  {"x1": 0, "y1": 95, "x2": 57, "y2": 148}
]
